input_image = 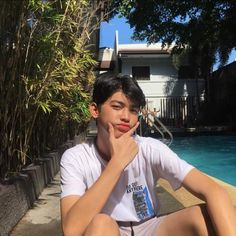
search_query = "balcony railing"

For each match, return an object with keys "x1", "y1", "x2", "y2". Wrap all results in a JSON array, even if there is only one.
[{"x1": 159, "y1": 96, "x2": 202, "y2": 127}]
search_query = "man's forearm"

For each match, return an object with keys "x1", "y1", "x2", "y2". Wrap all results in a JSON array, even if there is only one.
[
  {"x1": 62, "y1": 159, "x2": 123, "y2": 236},
  {"x1": 205, "y1": 186, "x2": 236, "y2": 236}
]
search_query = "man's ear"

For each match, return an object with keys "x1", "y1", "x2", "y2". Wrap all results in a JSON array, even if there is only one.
[{"x1": 89, "y1": 102, "x2": 99, "y2": 118}]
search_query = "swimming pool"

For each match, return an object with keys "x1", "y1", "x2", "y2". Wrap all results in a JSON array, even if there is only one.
[{"x1": 170, "y1": 135, "x2": 236, "y2": 187}]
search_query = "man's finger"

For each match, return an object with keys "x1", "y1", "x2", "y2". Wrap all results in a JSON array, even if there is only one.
[
  {"x1": 108, "y1": 123, "x2": 115, "y2": 139},
  {"x1": 124, "y1": 122, "x2": 139, "y2": 137}
]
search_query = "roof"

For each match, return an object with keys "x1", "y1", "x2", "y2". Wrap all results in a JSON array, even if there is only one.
[{"x1": 118, "y1": 43, "x2": 172, "y2": 54}]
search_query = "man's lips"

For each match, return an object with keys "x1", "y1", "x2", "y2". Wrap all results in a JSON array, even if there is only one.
[{"x1": 116, "y1": 124, "x2": 131, "y2": 132}]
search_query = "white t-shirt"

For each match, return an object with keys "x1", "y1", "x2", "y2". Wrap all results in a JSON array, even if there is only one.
[{"x1": 60, "y1": 135, "x2": 194, "y2": 222}]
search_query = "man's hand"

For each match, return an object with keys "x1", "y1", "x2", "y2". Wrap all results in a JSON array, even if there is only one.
[{"x1": 108, "y1": 122, "x2": 139, "y2": 170}]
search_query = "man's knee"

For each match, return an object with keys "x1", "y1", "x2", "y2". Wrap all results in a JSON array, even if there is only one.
[
  {"x1": 90, "y1": 214, "x2": 117, "y2": 228},
  {"x1": 189, "y1": 204, "x2": 215, "y2": 235},
  {"x1": 158, "y1": 204, "x2": 215, "y2": 236},
  {"x1": 84, "y1": 214, "x2": 119, "y2": 236}
]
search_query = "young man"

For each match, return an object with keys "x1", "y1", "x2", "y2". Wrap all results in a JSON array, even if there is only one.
[{"x1": 60, "y1": 73, "x2": 236, "y2": 236}]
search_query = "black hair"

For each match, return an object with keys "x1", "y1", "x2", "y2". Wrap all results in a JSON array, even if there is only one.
[{"x1": 92, "y1": 72, "x2": 146, "y2": 108}]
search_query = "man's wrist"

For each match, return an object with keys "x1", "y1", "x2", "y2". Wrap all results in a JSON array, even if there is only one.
[{"x1": 107, "y1": 157, "x2": 126, "y2": 173}]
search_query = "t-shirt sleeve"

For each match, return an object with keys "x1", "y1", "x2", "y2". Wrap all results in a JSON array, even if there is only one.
[
  {"x1": 149, "y1": 139, "x2": 194, "y2": 190},
  {"x1": 60, "y1": 148, "x2": 87, "y2": 198}
]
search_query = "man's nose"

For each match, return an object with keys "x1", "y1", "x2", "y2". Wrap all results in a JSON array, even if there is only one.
[{"x1": 121, "y1": 108, "x2": 130, "y2": 121}]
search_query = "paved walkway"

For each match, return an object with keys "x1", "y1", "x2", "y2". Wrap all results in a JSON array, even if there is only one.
[
  {"x1": 10, "y1": 173, "x2": 63, "y2": 236},
  {"x1": 9, "y1": 130, "x2": 90, "y2": 236}
]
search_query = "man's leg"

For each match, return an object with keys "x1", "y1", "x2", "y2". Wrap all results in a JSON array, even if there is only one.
[
  {"x1": 84, "y1": 213, "x2": 120, "y2": 236},
  {"x1": 157, "y1": 204, "x2": 216, "y2": 236}
]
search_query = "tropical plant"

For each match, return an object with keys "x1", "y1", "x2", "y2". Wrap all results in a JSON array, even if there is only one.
[{"x1": 0, "y1": 0, "x2": 109, "y2": 179}]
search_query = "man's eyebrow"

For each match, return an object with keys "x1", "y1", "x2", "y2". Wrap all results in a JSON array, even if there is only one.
[
  {"x1": 110, "y1": 100, "x2": 124, "y2": 105},
  {"x1": 130, "y1": 105, "x2": 139, "y2": 110},
  {"x1": 109, "y1": 100, "x2": 139, "y2": 110}
]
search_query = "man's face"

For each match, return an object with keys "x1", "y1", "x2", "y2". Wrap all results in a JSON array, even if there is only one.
[{"x1": 93, "y1": 91, "x2": 139, "y2": 138}]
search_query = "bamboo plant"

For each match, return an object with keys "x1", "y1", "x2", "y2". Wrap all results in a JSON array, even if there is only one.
[{"x1": 0, "y1": 0, "x2": 109, "y2": 180}]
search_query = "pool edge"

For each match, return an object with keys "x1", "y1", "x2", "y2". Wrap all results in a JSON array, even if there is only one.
[{"x1": 158, "y1": 175, "x2": 236, "y2": 211}]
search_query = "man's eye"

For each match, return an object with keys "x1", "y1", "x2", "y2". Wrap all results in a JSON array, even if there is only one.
[
  {"x1": 131, "y1": 109, "x2": 139, "y2": 114},
  {"x1": 112, "y1": 105, "x2": 121, "y2": 109}
]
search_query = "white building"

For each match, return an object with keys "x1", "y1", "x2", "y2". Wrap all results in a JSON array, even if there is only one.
[{"x1": 98, "y1": 32, "x2": 205, "y2": 127}]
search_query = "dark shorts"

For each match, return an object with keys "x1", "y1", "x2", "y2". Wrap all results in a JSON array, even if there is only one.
[{"x1": 118, "y1": 216, "x2": 166, "y2": 236}]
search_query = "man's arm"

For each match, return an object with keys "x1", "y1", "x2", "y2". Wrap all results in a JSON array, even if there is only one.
[
  {"x1": 61, "y1": 122, "x2": 139, "y2": 236},
  {"x1": 61, "y1": 160, "x2": 124, "y2": 236},
  {"x1": 182, "y1": 168, "x2": 236, "y2": 236}
]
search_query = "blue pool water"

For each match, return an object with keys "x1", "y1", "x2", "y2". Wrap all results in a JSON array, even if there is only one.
[{"x1": 170, "y1": 135, "x2": 236, "y2": 186}]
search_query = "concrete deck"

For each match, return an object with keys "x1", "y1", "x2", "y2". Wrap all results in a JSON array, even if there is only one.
[
  {"x1": 158, "y1": 177, "x2": 236, "y2": 214},
  {"x1": 10, "y1": 173, "x2": 63, "y2": 236}
]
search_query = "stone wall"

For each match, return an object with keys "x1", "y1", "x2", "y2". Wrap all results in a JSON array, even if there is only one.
[{"x1": 0, "y1": 140, "x2": 74, "y2": 236}]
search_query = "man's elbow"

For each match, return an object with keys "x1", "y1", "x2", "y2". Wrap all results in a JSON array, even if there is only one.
[{"x1": 205, "y1": 184, "x2": 231, "y2": 202}]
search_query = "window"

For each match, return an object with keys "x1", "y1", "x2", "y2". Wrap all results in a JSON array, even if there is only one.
[{"x1": 132, "y1": 66, "x2": 150, "y2": 80}]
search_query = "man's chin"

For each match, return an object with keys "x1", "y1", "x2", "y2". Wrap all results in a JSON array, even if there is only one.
[{"x1": 114, "y1": 130, "x2": 128, "y2": 138}]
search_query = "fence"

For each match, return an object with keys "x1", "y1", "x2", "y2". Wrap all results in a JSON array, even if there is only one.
[{"x1": 146, "y1": 96, "x2": 203, "y2": 128}]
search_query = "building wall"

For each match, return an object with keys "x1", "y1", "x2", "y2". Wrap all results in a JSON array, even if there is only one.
[
  {"x1": 121, "y1": 57, "x2": 177, "y2": 78},
  {"x1": 120, "y1": 57, "x2": 205, "y2": 111}
]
